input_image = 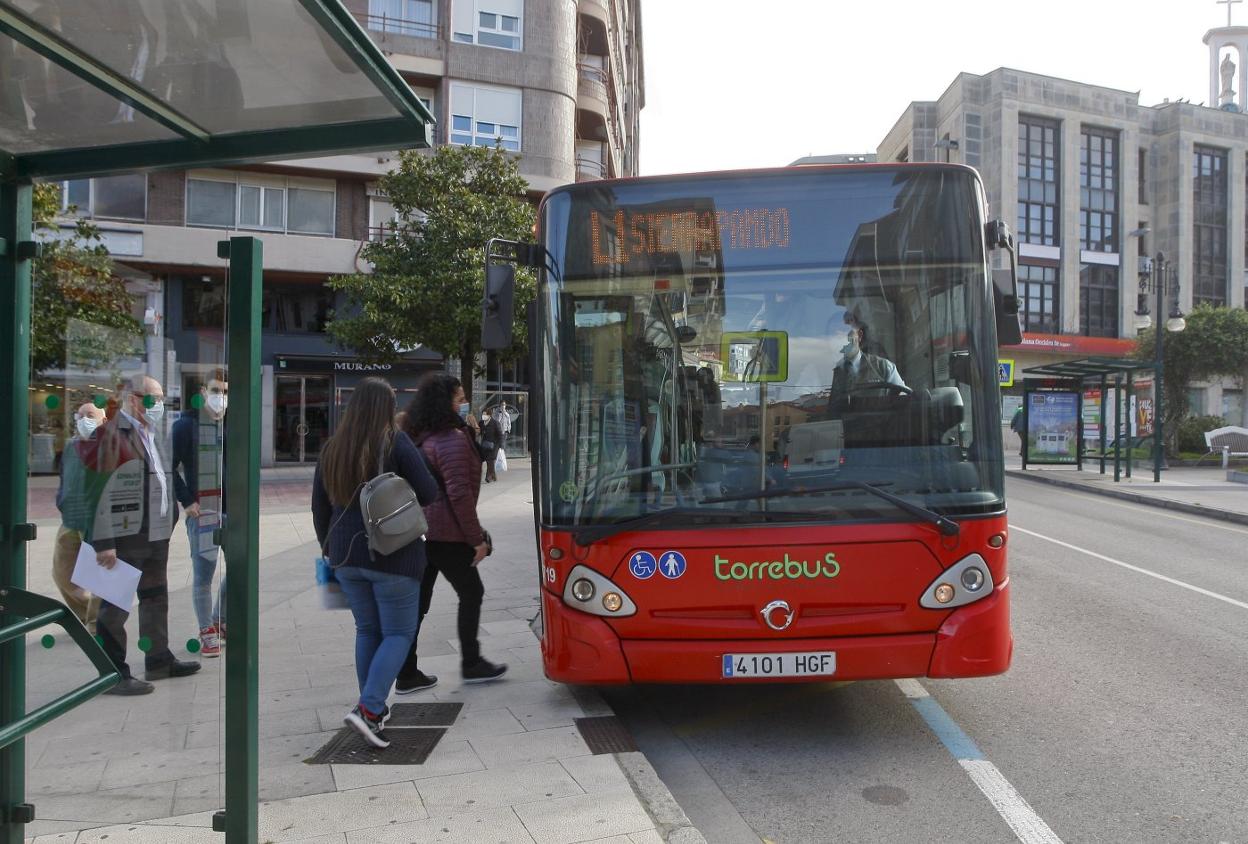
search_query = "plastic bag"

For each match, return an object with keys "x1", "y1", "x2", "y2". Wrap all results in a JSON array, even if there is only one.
[
  {"x1": 315, "y1": 557, "x2": 350, "y2": 610},
  {"x1": 494, "y1": 448, "x2": 508, "y2": 473}
]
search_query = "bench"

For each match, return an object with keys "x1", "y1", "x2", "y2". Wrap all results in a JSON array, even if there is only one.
[{"x1": 1204, "y1": 425, "x2": 1248, "y2": 468}]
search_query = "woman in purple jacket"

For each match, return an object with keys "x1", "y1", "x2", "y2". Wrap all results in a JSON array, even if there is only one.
[{"x1": 395, "y1": 372, "x2": 507, "y2": 691}]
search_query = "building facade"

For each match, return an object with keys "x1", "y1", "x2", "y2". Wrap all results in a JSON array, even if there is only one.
[
  {"x1": 42, "y1": 0, "x2": 644, "y2": 467},
  {"x1": 878, "y1": 52, "x2": 1248, "y2": 427}
]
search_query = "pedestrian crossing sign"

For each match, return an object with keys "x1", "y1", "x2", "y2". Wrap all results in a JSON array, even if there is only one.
[{"x1": 998, "y1": 359, "x2": 1015, "y2": 387}]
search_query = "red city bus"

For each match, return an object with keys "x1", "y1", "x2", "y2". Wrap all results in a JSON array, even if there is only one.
[{"x1": 484, "y1": 164, "x2": 1023, "y2": 684}]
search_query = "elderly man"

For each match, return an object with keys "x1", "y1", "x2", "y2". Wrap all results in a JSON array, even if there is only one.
[
  {"x1": 50, "y1": 401, "x2": 106, "y2": 632},
  {"x1": 89, "y1": 374, "x2": 201, "y2": 695}
]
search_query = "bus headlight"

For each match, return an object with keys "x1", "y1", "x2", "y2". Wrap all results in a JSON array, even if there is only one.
[
  {"x1": 562, "y1": 565, "x2": 637, "y2": 617},
  {"x1": 920, "y1": 554, "x2": 995, "y2": 609}
]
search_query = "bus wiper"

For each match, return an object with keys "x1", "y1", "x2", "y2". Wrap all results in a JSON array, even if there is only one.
[
  {"x1": 704, "y1": 481, "x2": 960, "y2": 537},
  {"x1": 572, "y1": 507, "x2": 803, "y2": 546}
]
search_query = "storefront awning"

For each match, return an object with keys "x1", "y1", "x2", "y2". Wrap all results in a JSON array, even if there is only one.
[{"x1": 0, "y1": 0, "x2": 435, "y2": 181}]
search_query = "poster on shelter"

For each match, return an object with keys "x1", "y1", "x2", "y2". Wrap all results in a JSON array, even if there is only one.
[{"x1": 1026, "y1": 391, "x2": 1079, "y2": 464}]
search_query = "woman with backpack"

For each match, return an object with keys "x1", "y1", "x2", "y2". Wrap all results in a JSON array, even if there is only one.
[
  {"x1": 312, "y1": 377, "x2": 439, "y2": 748},
  {"x1": 394, "y1": 372, "x2": 507, "y2": 693}
]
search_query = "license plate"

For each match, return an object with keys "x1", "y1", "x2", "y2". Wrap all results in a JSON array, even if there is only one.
[{"x1": 722, "y1": 651, "x2": 836, "y2": 679}]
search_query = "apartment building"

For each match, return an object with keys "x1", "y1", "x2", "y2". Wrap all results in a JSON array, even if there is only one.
[
  {"x1": 877, "y1": 28, "x2": 1248, "y2": 426},
  {"x1": 43, "y1": 0, "x2": 644, "y2": 467}
]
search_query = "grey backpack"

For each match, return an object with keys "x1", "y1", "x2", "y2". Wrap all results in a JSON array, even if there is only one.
[{"x1": 358, "y1": 440, "x2": 427, "y2": 558}]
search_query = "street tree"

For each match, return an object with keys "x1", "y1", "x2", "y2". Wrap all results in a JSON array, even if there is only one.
[
  {"x1": 31, "y1": 182, "x2": 143, "y2": 378},
  {"x1": 327, "y1": 144, "x2": 535, "y2": 396},
  {"x1": 1134, "y1": 303, "x2": 1248, "y2": 451}
]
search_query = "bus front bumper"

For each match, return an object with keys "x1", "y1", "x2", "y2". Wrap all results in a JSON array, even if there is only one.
[{"x1": 539, "y1": 582, "x2": 1012, "y2": 684}]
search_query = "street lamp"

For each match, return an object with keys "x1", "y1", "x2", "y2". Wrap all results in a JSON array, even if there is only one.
[
  {"x1": 1135, "y1": 252, "x2": 1185, "y2": 482},
  {"x1": 933, "y1": 137, "x2": 959, "y2": 163}
]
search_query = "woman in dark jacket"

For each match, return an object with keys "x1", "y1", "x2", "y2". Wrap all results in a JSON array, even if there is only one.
[
  {"x1": 479, "y1": 408, "x2": 503, "y2": 483},
  {"x1": 395, "y1": 372, "x2": 507, "y2": 692},
  {"x1": 312, "y1": 377, "x2": 438, "y2": 748}
]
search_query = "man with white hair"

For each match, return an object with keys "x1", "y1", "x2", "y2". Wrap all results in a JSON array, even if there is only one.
[
  {"x1": 50, "y1": 401, "x2": 106, "y2": 631},
  {"x1": 89, "y1": 373, "x2": 201, "y2": 695}
]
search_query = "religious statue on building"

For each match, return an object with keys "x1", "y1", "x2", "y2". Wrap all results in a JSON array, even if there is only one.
[{"x1": 1220, "y1": 52, "x2": 1237, "y2": 108}]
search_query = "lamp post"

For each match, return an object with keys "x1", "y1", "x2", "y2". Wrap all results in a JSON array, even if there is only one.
[{"x1": 1135, "y1": 252, "x2": 1185, "y2": 482}]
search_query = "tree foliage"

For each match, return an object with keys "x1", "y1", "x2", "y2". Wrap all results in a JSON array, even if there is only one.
[
  {"x1": 327, "y1": 145, "x2": 536, "y2": 393},
  {"x1": 1134, "y1": 303, "x2": 1248, "y2": 451},
  {"x1": 30, "y1": 183, "x2": 143, "y2": 377}
]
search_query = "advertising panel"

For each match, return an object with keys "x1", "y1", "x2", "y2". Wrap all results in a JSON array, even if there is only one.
[{"x1": 1026, "y1": 391, "x2": 1079, "y2": 464}]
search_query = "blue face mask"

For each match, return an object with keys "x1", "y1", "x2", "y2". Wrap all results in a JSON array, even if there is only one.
[{"x1": 458, "y1": 403, "x2": 471, "y2": 420}]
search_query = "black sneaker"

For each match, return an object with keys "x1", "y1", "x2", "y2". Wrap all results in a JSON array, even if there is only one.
[
  {"x1": 344, "y1": 705, "x2": 389, "y2": 748},
  {"x1": 395, "y1": 670, "x2": 438, "y2": 695},
  {"x1": 104, "y1": 676, "x2": 154, "y2": 696},
  {"x1": 462, "y1": 658, "x2": 508, "y2": 684}
]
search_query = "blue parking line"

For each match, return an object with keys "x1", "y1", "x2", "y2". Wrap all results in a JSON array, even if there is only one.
[{"x1": 909, "y1": 695, "x2": 985, "y2": 761}]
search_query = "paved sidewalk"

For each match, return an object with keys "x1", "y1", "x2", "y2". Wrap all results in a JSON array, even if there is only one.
[
  {"x1": 1005, "y1": 454, "x2": 1248, "y2": 525},
  {"x1": 21, "y1": 460, "x2": 703, "y2": 844}
]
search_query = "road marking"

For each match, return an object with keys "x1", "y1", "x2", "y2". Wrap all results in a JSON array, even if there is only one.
[
  {"x1": 1012, "y1": 480, "x2": 1248, "y2": 536},
  {"x1": 896, "y1": 679, "x2": 1063, "y2": 844},
  {"x1": 1012, "y1": 526, "x2": 1248, "y2": 611}
]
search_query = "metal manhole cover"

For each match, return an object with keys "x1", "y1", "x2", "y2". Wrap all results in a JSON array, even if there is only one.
[
  {"x1": 575, "y1": 716, "x2": 637, "y2": 754},
  {"x1": 306, "y1": 727, "x2": 446, "y2": 765},
  {"x1": 386, "y1": 702, "x2": 463, "y2": 727}
]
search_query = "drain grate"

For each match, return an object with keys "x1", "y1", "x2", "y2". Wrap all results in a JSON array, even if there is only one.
[
  {"x1": 575, "y1": 715, "x2": 637, "y2": 755},
  {"x1": 386, "y1": 702, "x2": 463, "y2": 727},
  {"x1": 306, "y1": 727, "x2": 447, "y2": 765}
]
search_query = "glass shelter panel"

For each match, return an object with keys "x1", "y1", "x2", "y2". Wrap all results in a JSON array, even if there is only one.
[
  {"x1": 8, "y1": 0, "x2": 407, "y2": 135},
  {"x1": 23, "y1": 256, "x2": 226, "y2": 835},
  {"x1": 538, "y1": 168, "x2": 1004, "y2": 532}
]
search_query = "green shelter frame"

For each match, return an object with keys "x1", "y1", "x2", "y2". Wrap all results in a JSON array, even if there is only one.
[{"x1": 0, "y1": 2, "x2": 433, "y2": 841}]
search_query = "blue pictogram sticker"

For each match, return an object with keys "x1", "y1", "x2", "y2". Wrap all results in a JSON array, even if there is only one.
[
  {"x1": 722, "y1": 654, "x2": 734, "y2": 677},
  {"x1": 629, "y1": 551, "x2": 657, "y2": 579},
  {"x1": 658, "y1": 550, "x2": 687, "y2": 579}
]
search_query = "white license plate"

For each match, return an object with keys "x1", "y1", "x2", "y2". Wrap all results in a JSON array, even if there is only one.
[{"x1": 721, "y1": 651, "x2": 836, "y2": 679}]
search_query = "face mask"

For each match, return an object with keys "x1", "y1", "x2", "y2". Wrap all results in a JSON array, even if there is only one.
[
  {"x1": 206, "y1": 393, "x2": 227, "y2": 417},
  {"x1": 458, "y1": 403, "x2": 471, "y2": 420},
  {"x1": 841, "y1": 329, "x2": 861, "y2": 361},
  {"x1": 144, "y1": 402, "x2": 165, "y2": 423},
  {"x1": 76, "y1": 416, "x2": 98, "y2": 439}
]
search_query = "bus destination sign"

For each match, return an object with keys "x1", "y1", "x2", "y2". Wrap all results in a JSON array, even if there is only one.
[{"x1": 590, "y1": 206, "x2": 791, "y2": 268}]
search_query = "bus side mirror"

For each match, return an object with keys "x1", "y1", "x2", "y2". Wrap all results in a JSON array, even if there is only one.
[
  {"x1": 482, "y1": 264, "x2": 515, "y2": 351},
  {"x1": 986, "y1": 220, "x2": 1023, "y2": 347}
]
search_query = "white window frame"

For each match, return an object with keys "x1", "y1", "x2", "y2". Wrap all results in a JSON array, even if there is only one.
[
  {"x1": 367, "y1": 0, "x2": 436, "y2": 38},
  {"x1": 452, "y1": 0, "x2": 523, "y2": 51},
  {"x1": 57, "y1": 175, "x2": 148, "y2": 222},
  {"x1": 448, "y1": 82, "x2": 521, "y2": 152},
  {"x1": 185, "y1": 170, "x2": 337, "y2": 237}
]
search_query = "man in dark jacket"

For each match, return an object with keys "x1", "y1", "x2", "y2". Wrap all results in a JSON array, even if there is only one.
[
  {"x1": 172, "y1": 370, "x2": 228, "y2": 657},
  {"x1": 89, "y1": 374, "x2": 201, "y2": 695},
  {"x1": 479, "y1": 408, "x2": 503, "y2": 483},
  {"x1": 51, "y1": 401, "x2": 105, "y2": 632}
]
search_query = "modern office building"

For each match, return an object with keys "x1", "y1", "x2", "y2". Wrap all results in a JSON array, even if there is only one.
[
  {"x1": 40, "y1": 0, "x2": 644, "y2": 466},
  {"x1": 877, "y1": 24, "x2": 1248, "y2": 425}
]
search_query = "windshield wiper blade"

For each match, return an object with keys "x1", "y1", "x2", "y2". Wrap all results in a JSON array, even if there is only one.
[
  {"x1": 704, "y1": 481, "x2": 959, "y2": 537},
  {"x1": 572, "y1": 507, "x2": 765, "y2": 546}
]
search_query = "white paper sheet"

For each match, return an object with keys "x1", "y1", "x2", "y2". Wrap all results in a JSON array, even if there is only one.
[{"x1": 71, "y1": 541, "x2": 141, "y2": 611}]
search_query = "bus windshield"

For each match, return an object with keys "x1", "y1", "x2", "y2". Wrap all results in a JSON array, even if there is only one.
[{"x1": 537, "y1": 166, "x2": 1005, "y2": 531}]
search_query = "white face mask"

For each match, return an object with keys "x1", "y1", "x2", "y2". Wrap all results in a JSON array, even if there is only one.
[
  {"x1": 76, "y1": 416, "x2": 99, "y2": 439},
  {"x1": 841, "y1": 329, "x2": 861, "y2": 361},
  {"x1": 458, "y1": 403, "x2": 471, "y2": 420},
  {"x1": 206, "y1": 393, "x2": 227, "y2": 417},
  {"x1": 143, "y1": 402, "x2": 165, "y2": 423}
]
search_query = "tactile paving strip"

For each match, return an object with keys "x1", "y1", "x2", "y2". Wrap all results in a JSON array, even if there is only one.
[
  {"x1": 306, "y1": 727, "x2": 447, "y2": 765},
  {"x1": 574, "y1": 715, "x2": 637, "y2": 755},
  {"x1": 386, "y1": 702, "x2": 463, "y2": 727}
]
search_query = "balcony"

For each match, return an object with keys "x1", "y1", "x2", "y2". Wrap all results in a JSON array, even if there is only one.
[
  {"x1": 353, "y1": 10, "x2": 443, "y2": 41},
  {"x1": 575, "y1": 156, "x2": 607, "y2": 182}
]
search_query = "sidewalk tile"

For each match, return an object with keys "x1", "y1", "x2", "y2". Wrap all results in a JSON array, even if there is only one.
[
  {"x1": 172, "y1": 761, "x2": 335, "y2": 815},
  {"x1": 344, "y1": 805, "x2": 535, "y2": 844},
  {"x1": 329, "y1": 739, "x2": 484, "y2": 790},
  {"x1": 99, "y1": 745, "x2": 221, "y2": 790},
  {"x1": 512, "y1": 789, "x2": 655, "y2": 844},
  {"x1": 414, "y1": 760, "x2": 584, "y2": 816},
  {"x1": 482, "y1": 618, "x2": 540, "y2": 636},
  {"x1": 507, "y1": 697, "x2": 587, "y2": 732},
  {"x1": 559, "y1": 755, "x2": 631, "y2": 793},
  {"x1": 433, "y1": 678, "x2": 578, "y2": 712},
  {"x1": 185, "y1": 708, "x2": 322, "y2": 749},
  {"x1": 629, "y1": 834, "x2": 666, "y2": 844},
  {"x1": 24, "y1": 759, "x2": 107, "y2": 797},
  {"x1": 470, "y1": 726, "x2": 590, "y2": 768},
  {"x1": 257, "y1": 782, "x2": 426, "y2": 840},
  {"x1": 70, "y1": 823, "x2": 222, "y2": 843},
  {"x1": 441, "y1": 706, "x2": 527, "y2": 742},
  {"x1": 32, "y1": 781, "x2": 175, "y2": 826}
]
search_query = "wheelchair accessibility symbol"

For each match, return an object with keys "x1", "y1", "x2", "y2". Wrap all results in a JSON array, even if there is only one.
[
  {"x1": 658, "y1": 551, "x2": 687, "y2": 579},
  {"x1": 629, "y1": 551, "x2": 657, "y2": 579}
]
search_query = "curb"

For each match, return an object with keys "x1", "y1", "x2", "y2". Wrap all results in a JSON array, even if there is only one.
[
  {"x1": 1005, "y1": 469, "x2": 1248, "y2": 527},
  {"x1": 567, "y1": 685, "x2": 708, "y2": 844}
]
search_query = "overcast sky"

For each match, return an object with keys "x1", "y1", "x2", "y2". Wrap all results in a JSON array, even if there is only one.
[{"x1": 638, "y1": 0, "x2": 1236, "y2": 176}]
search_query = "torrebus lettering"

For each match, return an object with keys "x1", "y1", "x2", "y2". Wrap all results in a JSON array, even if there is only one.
[{"x1": 590, "y1": 207, "x2": 791, "y2": 266}]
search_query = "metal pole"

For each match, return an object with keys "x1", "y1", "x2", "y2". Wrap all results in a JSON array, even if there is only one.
[
  {"x1": 0, "y1": 181, "x2": 33, "y2": 844},
  {"x1": 1125, "y1": 369, "x2": 1133, "y2": 479},
  {"x1": 1098, "y1": 374, "x2": 1108, "y2": 474},
  {"x1": 1113, "y1": 375, "x2": 1123, "y2": 482},
  {"x1": 221, "y1": 237, "x2": 261, "y2": 844},
  {"x1": 1154, "y1": 254, "x2": 1165, "y2": 483}
]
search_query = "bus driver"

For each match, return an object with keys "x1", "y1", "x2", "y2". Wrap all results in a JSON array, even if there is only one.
[{"x1": 827, "y1": 312, "x2": 906, "y2": 413}]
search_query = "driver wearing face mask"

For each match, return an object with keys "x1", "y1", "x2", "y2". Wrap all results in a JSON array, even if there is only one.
[{"x1": 828, "y1": 313, "x2": 906, "y2": 414}]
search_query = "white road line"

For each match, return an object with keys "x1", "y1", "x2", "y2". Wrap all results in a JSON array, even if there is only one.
[
  {"x1": 1012, "y1": 525, "x2": 1248, "y2": 611},
  {"x1": 895, "y1": 679, "x2": 1064, "y2": 844}
]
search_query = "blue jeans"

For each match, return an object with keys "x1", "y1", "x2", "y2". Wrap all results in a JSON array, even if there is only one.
[
  {"x1": 334, "y1": 566, "x2": 422, "y2": 715},
  {"x1": 186, "y1": 515, "x2": 225, "y2": 631}
]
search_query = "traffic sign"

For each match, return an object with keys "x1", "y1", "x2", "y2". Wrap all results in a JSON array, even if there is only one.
[{"x1": 998, "y1": 359, "x2": 1015, "y2": 387}]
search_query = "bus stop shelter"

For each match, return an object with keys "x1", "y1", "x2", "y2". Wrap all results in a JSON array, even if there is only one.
[
  {"x1": 0, "y1": 3, "x2": 433, "y2": 841},
  {"x1": 1021, "y1": 357, "x2": 1162, "y2": 483}
]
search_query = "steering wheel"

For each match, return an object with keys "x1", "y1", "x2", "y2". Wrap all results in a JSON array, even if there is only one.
[{"x1": 847, "y1": 381, "x2": 914, "y2": 397}]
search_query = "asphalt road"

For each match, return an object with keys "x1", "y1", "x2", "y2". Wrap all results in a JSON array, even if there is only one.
[{"x1": 602, "y1": 478, "x2": 1248, "y2": 844}]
